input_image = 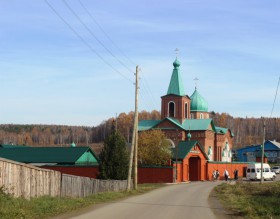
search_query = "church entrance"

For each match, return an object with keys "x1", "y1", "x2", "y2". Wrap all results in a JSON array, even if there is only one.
[{"x1": 188, "y1": 156, "x2": 201, "y2": 181}]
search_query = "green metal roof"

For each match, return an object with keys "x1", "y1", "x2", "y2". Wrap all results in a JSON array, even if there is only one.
[
  {"x1": 172, "y1": 140, "x2": 208, "y2": 160},
  {"x1": 139, "y1": 118, "x2": 217, "y2": 132},
  {"x1": 182, "y1": 119, "x2": 216, "y2": 132},
  {"x1": 0, "y1": 146, "x2": 99, "y2": 165},
  {"x1": 166, "y1": 58, "x2": 185, "y2": 96},
  {"x1": 215, "y1": 127, "x2": 234, "y2": 137},
  {"x1": 190, "y1": 88, "x2": 208, "y2": 112},
  {"x1": 0, "y1": 144, "x2": 30, "y2": 148},
  {"x1": 138, "y1": 120, "x2": 161, "y2": 131}
]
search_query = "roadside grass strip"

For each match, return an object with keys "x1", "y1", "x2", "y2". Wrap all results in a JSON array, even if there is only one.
[
  {"x1": 0, "y1": 184, "x2": 164, "y2": 219},
  {"x1": 214, "y1": 181, "x2": 280, "y2": 219}
]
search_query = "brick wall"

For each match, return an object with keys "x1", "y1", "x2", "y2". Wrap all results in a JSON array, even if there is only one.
[
  {"x1": 42, "y1": 165, "x2": 99, "y2": 178},
  {"x1": 207, "y1": 162, "x2": 249, "y2": 180},
  {"x1": 138, "y1": 166, "x2": 173, "y2": 184}
]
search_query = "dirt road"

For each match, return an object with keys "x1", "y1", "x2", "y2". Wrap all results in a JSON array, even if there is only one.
[{"x1": 61, "y1": 181, "x2": 227, "y2": 219}]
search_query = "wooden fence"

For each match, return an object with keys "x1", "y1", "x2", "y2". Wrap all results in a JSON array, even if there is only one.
[
  {"x1": 0, "y1": 158, "x2": 131, "y2": 199},
  {"x1": 61, "y1": 174, "x2": 129, "y2": 197},
  {"x1": 0, "y1": 158, "x2": 61, "y2": 199}
]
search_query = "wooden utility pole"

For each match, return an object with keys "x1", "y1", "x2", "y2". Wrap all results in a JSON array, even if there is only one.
[
  {"x1": 133, "y1": 66, "x2": 139, "y2": 189},
  {"x1": 127, "y1": 65, "x2": 139, "y2": 191},
  {"x1": 260, "y1": 119, "x2": 266, "y2": 184}
]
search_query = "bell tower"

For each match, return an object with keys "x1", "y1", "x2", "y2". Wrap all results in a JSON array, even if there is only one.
[{"x1": 161, "y1": 58, "x2": 191, "y2": 123}]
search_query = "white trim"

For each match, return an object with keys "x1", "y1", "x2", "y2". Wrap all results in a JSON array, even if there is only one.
[{"x1": 166, "y1": 139, "x2": 175, "y2": 148}]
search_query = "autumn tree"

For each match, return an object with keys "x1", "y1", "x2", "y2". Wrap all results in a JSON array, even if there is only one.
[
  {"x1": 98, "y1": 126, "x2": 129, "y2": 180},
  {"x1": 138, "y1": 130, "x2": 171, "y2": 166}
]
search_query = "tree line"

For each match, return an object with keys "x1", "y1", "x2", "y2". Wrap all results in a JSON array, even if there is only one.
[{"x1": 0, "y1": 110, "x2": 279, "y2": 148}]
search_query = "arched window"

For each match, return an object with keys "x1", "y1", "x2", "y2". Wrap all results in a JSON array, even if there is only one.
[
  {"x1": 184, "y1": 103, "x2": 188, "y2": 119},
  {"x1": 168, "y1": 101, "x2": 175, "y2": 117},
  {"x1": 200, "y1": 113, "x2": 204, "y2": 119}
]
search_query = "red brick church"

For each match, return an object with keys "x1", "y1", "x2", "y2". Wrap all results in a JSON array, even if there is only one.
[{"x1": 139, "y1": 58, "x2": 234, "y2": 181}]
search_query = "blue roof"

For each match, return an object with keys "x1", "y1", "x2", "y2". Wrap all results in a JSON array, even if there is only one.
[{"x1": 237, "y1": 140, "x2": 280, "y2": 152}]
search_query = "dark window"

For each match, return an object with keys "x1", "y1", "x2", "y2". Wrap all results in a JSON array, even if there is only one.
[
  {"x1": 169, "y1": 102, "x2": 175, "y2": 117},
  {"x1": 185, "y1": 103, "x2": 188, "y2": 118}
]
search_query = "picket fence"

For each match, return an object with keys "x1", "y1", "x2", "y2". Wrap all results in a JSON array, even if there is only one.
[{"x1": 0, "y1": 158, "x2": 131, "y2": 199}]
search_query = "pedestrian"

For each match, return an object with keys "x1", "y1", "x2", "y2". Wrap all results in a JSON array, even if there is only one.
[
  {"x1": 234, "y1": 169, "x2": 238, "y2": 180},
  {"x1": 224, "y1": 169, "x2": 229, "y2": 181},
  {"x1": 216, "y1": 170, "x2": 220, "y2": 180},
  {"x1": 212, "y1": 170, "x2": 216, "y2": 181}
]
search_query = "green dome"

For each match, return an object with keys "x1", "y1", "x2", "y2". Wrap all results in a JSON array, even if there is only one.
[
  {"x1": 187, "y1": 132, "x2": 192, "y2": 140},
  {"x1": 190, "y1": 88, "x2": 208, "y2": 112},
  {"x1": 173, "y1": 58, "x2": 180, "y2": 69}
]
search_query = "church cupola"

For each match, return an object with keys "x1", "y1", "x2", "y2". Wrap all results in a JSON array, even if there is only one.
[
  {"x1": 161, "y1": 58, "x2": 191, "y2": 123},
  {"x1": 166, "y1": 58, "x2": 185, "y2": 96},
  {"x1": 190, "y1": 87, "x2": 209, "y2": 119}
]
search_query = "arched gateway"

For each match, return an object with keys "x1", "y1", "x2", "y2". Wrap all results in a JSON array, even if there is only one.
[{"x1": 172, "y1": 140, "x2": 208, "y2": 182}]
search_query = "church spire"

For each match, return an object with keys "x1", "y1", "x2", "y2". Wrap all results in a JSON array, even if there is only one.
[{"x1": 166, "y1": 58, "x2": 185, "y2": 96}]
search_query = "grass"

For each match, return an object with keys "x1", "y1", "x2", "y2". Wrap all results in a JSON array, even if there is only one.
[
  {"x1": 214, "y1": 181, "x2": 280, "y2": 219},
  {"x1": 0, "y1": 184, "x2": 165, "y2": 219}
]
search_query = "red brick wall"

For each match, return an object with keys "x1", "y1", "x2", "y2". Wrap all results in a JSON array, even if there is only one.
[
  {"x1": 207, "y1": 162, "x2": 249, "y2": 180},
  {"x1": 138, "y1": 166, "x2": 173, "y2": 184},
  {"x1": 42, "y1": 166, "x2": 99, "y2": 178}
]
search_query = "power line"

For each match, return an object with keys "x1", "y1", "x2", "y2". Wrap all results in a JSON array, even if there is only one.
[
  {"x1": 77, "y1": 0, "x2": 137, "y2": 68},
  {"x1": 62, "y1": 0, "x2": 134, "y2": 74},
  {"x1": 45, "y1": 0, "x2": 158, "y2": 110},
  {"x1": 76, "y1": 0, "x2": 158, "y2": 110},
  {"x1": 142, "y1": 76, "x2": 158, "y2": 108},
  {"x1": 139, "y1": 78, "x2": 158, "y2": 110},
  {"x1": 270, "y1": 76, "x2": 280, "y2": 117},
  {"x1": 44, "y1": 0, "x2": 133, "y2": 83}
]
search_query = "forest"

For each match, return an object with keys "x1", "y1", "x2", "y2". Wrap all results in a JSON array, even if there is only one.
[{"x1": 0, "y1": 110, "x2": 279, "y2": 150}]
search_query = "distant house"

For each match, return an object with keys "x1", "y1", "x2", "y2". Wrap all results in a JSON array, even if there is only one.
[
  {"x1": 0, "y1": 146, "x2": 99, "y2": 166},
  {"x1": 0, "y1": 145, "x2": 100, "y2": 178},
  {"x1": 236, "y1": 140, "x2": 280, "y2": 163}
]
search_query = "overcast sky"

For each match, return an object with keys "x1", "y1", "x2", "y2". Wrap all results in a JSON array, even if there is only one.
[{"x1": 0, "y1": 0, "x2": 279, "y2": 126}]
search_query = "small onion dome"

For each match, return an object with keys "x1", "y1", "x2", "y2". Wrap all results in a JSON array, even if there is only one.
[
  {"x1": 187, "y1": 132, "x2": 192, "y2": 140},
  {"x1": 173, "y1": 58, "x2": 180, "y2": 69},
  {"x1": 190, "y1": 88, "x2": 208, "y2": 112},
  {"x1": 208, "y1": 146, "x2": 213, "y2": 155},
  {"x1": 71, "y1": 142, "x2": 76, "y2": 147},
  {"x1": 225, "y1": 142, "x2": 229, "y2": 150}
]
